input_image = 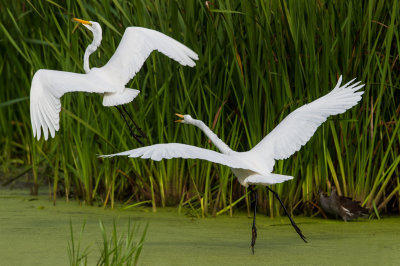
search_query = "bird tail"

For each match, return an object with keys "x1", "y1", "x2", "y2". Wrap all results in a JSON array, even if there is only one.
[
  {"x1": 245, "y1": 173, "x2": 294, "y2": 186},
  {"x1": 102, "y1": 88, "x2": 140, "y2": 106}
]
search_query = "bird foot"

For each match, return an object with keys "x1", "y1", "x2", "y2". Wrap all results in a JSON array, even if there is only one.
[
  {"x1": 251, "y1": 223, "x2": 257, "y2": 254},
  {"x1": 115, "y1": 106, "x2": 147, "y2": 146},
  {"x1": 121, "y1": 105, "x2": 149, "y2": 141},
  {"x1": 293, "y1": 222, "x2": 307, "y2": 243},
  {"x1": 250, "y1": 186, "x2": 258, "y2": 254}
]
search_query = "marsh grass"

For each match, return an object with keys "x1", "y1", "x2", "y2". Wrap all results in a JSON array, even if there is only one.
[
  {"x1": 68, "y1": 220, "x2": 90, "y2": 266},
  {"x1": 97, "y1": 220, "x2": 147, "y2": 266},
  {"x1": 0, "y1": 1, "x2": 399, "y2": 216},
  {"x1": 68, "y1": 219, "x2": 147, "y2": 266}
]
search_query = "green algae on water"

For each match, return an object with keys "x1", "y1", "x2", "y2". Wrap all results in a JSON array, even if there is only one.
[{"x1": 0, "y1": 190, "x2": 399, "y2": 265}]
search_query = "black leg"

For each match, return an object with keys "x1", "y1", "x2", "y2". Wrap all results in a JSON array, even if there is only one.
[
  {"x1": 115, "y1": 106, "x2": 145, "y2": 146},
  {"x1": 266, "y1": 186, "x2": 307, "y2": 243},
  {"x1": 121, "y1": 105, "x2": 149, "y2": 141},
  {"x1": 249, "y1": 186, "x2": 258, "y2": 254}
]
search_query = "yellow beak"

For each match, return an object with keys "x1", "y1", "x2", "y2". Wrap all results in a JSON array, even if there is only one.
[
  {"x1": 175, "y1": 113, "x2": 184, "y2": 123},
  {"x1": 73, "y1": 18, "x2": 92, "y2": 25}
]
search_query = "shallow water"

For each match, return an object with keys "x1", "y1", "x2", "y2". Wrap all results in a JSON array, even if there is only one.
[{"x1": 1, "y1": 189, "x2": 399, "y2": 265}]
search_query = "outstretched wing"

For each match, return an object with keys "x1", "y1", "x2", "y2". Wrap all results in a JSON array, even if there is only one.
[
  {"x1": 30, "y1": 69, "x2": 115, "y2": 140},
  {"x1": 101, "y1": 143, "x2": 257, "y2": 172},
  {"x1": 250, "y1": 76, "x2": 364, "y2": 160},
  {"x1": 100, "y1": 27, "x2": 198, "y2": 85}
]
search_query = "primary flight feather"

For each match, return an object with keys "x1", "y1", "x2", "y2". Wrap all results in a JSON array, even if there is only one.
[{"x1": 30, "y1": 18, "x2": 198, "y2": 140}]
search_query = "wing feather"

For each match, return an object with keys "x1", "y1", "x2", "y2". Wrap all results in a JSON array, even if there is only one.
[
  {"x1": 101, "y1": 143, "x2": 256, "y2": 172},
  {"x1": 31, "y1": 27, "x2": 198, "y2": 141},
  {"x1": 250, "y1": 76, "x2": 364, "y2": 160},
  {"x1": 101, "y1": 27, "x2": 198, "y2": 85},
  {"x1": 30, "y1": 69, "x2": 116, "y2": 140},
  {"x1": 39, "y1": 103, "x2": 53, "y2": 139}
]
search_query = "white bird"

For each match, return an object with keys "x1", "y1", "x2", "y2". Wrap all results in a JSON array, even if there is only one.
[
  {"x1": 102, "y1": 76, "x2": 364, "y2": 252},
  {"x1": 30, "y1": 18, "x2": 198, "y2": 141}
]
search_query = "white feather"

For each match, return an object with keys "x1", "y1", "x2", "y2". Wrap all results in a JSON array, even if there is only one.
[
  {"x1": 250, "y1": 76, "x2": 364, "y2": 160},
  {"x1": 30, "y1": 23, "x2": 198, "y2": 140},
  {"x1": 30, "y1": 70, "x2": 116, "y2": 140},
  {"x1": 102, "y1": 27, "x2": 198, "y2": 85},
  {"x1": 102, "y1": 76, "x2": 364, "y2": 187},
  {"x1": 102, "y1": 143, "x2": 254, "y2": 171}
]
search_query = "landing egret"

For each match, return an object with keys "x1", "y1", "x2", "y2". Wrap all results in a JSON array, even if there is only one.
[
  {"x1": 319, "y1": 187, "x2": 368, "y2": 221},
  {"x1": 102, "y1": 76, "x2": 364, "y2": 252},
  {"x1": 30, "y1": 18, "x2": 198, "y2": 142}
]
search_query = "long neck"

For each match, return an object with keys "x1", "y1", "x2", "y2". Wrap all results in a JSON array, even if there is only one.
[
  {"x1": 191, "y1": 119, "x2": 233, "y2": 154},
  {"x1": 83, "y1": 43, "x2": 98, "y2": 73},
  {"x1": 83, "y1": 30, "x2": 102, "y2": 73}
]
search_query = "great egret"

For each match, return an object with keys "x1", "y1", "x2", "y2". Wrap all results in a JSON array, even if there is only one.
[
  {"x1": 319, "y1": 187, "x2": 368, "y2": 221},
  {"x1": 30, "y1": 18, "x2": 198, "y2": 142},
  {"x1": 102, "y1": 76, "x2": 364, "y2": 252}
]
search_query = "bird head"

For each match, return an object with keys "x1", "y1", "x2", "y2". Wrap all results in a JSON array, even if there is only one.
[
  {"x1": 73, "y1": 18, "x2": 102, "y2": 45},
  {"x1": 330, "y1": 186, "x2": 338, "y2": 197},
  {"x1": 175, "y1": 113, "x2": 193, "y2": 124}
]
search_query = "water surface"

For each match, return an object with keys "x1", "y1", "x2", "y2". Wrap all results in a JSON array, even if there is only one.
[{"x1": 1, "y1": 189, "x2": 399, "y2": 265}]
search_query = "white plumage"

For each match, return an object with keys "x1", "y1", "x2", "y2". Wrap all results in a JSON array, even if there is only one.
[
  {"x1": 30, "y1": 19, "x2": 198, "y2": 140},
  {"x1": 102, "y1": 76, "x2": 364, "y2": 187}
]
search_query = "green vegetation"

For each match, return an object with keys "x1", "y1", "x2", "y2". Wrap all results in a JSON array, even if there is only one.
[
  {"x1": 0, "y1": 0, "x2": 399, "y2": 216},
  {"x1": 1, "y1": 192, "x2": 400, "y2": 265},
  {"x1": 68, "y1": 219, "x2": 147, "y2": 266},
  {"x1": 68, "y1": 220, "x2": 90, "y2": 266}
]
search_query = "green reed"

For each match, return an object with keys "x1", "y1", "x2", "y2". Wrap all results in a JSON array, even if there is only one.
[
  {"x1": 0, "y1": 0, "x2": 399, "y2": 216},
  {"x1": 68, "y1": 219, "x2": 147, "y2": 266},
  {"x1": 68, "y1": 220, "x2": 90, "y2": 266}
]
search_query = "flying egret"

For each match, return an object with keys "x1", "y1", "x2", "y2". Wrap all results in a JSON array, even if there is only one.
[
  {"x1": 30, "y1": 18, "x2": 198, "y2": 143},
  {"x1": 102, "y1": 76, "x2": 364, "y2": 252}
]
